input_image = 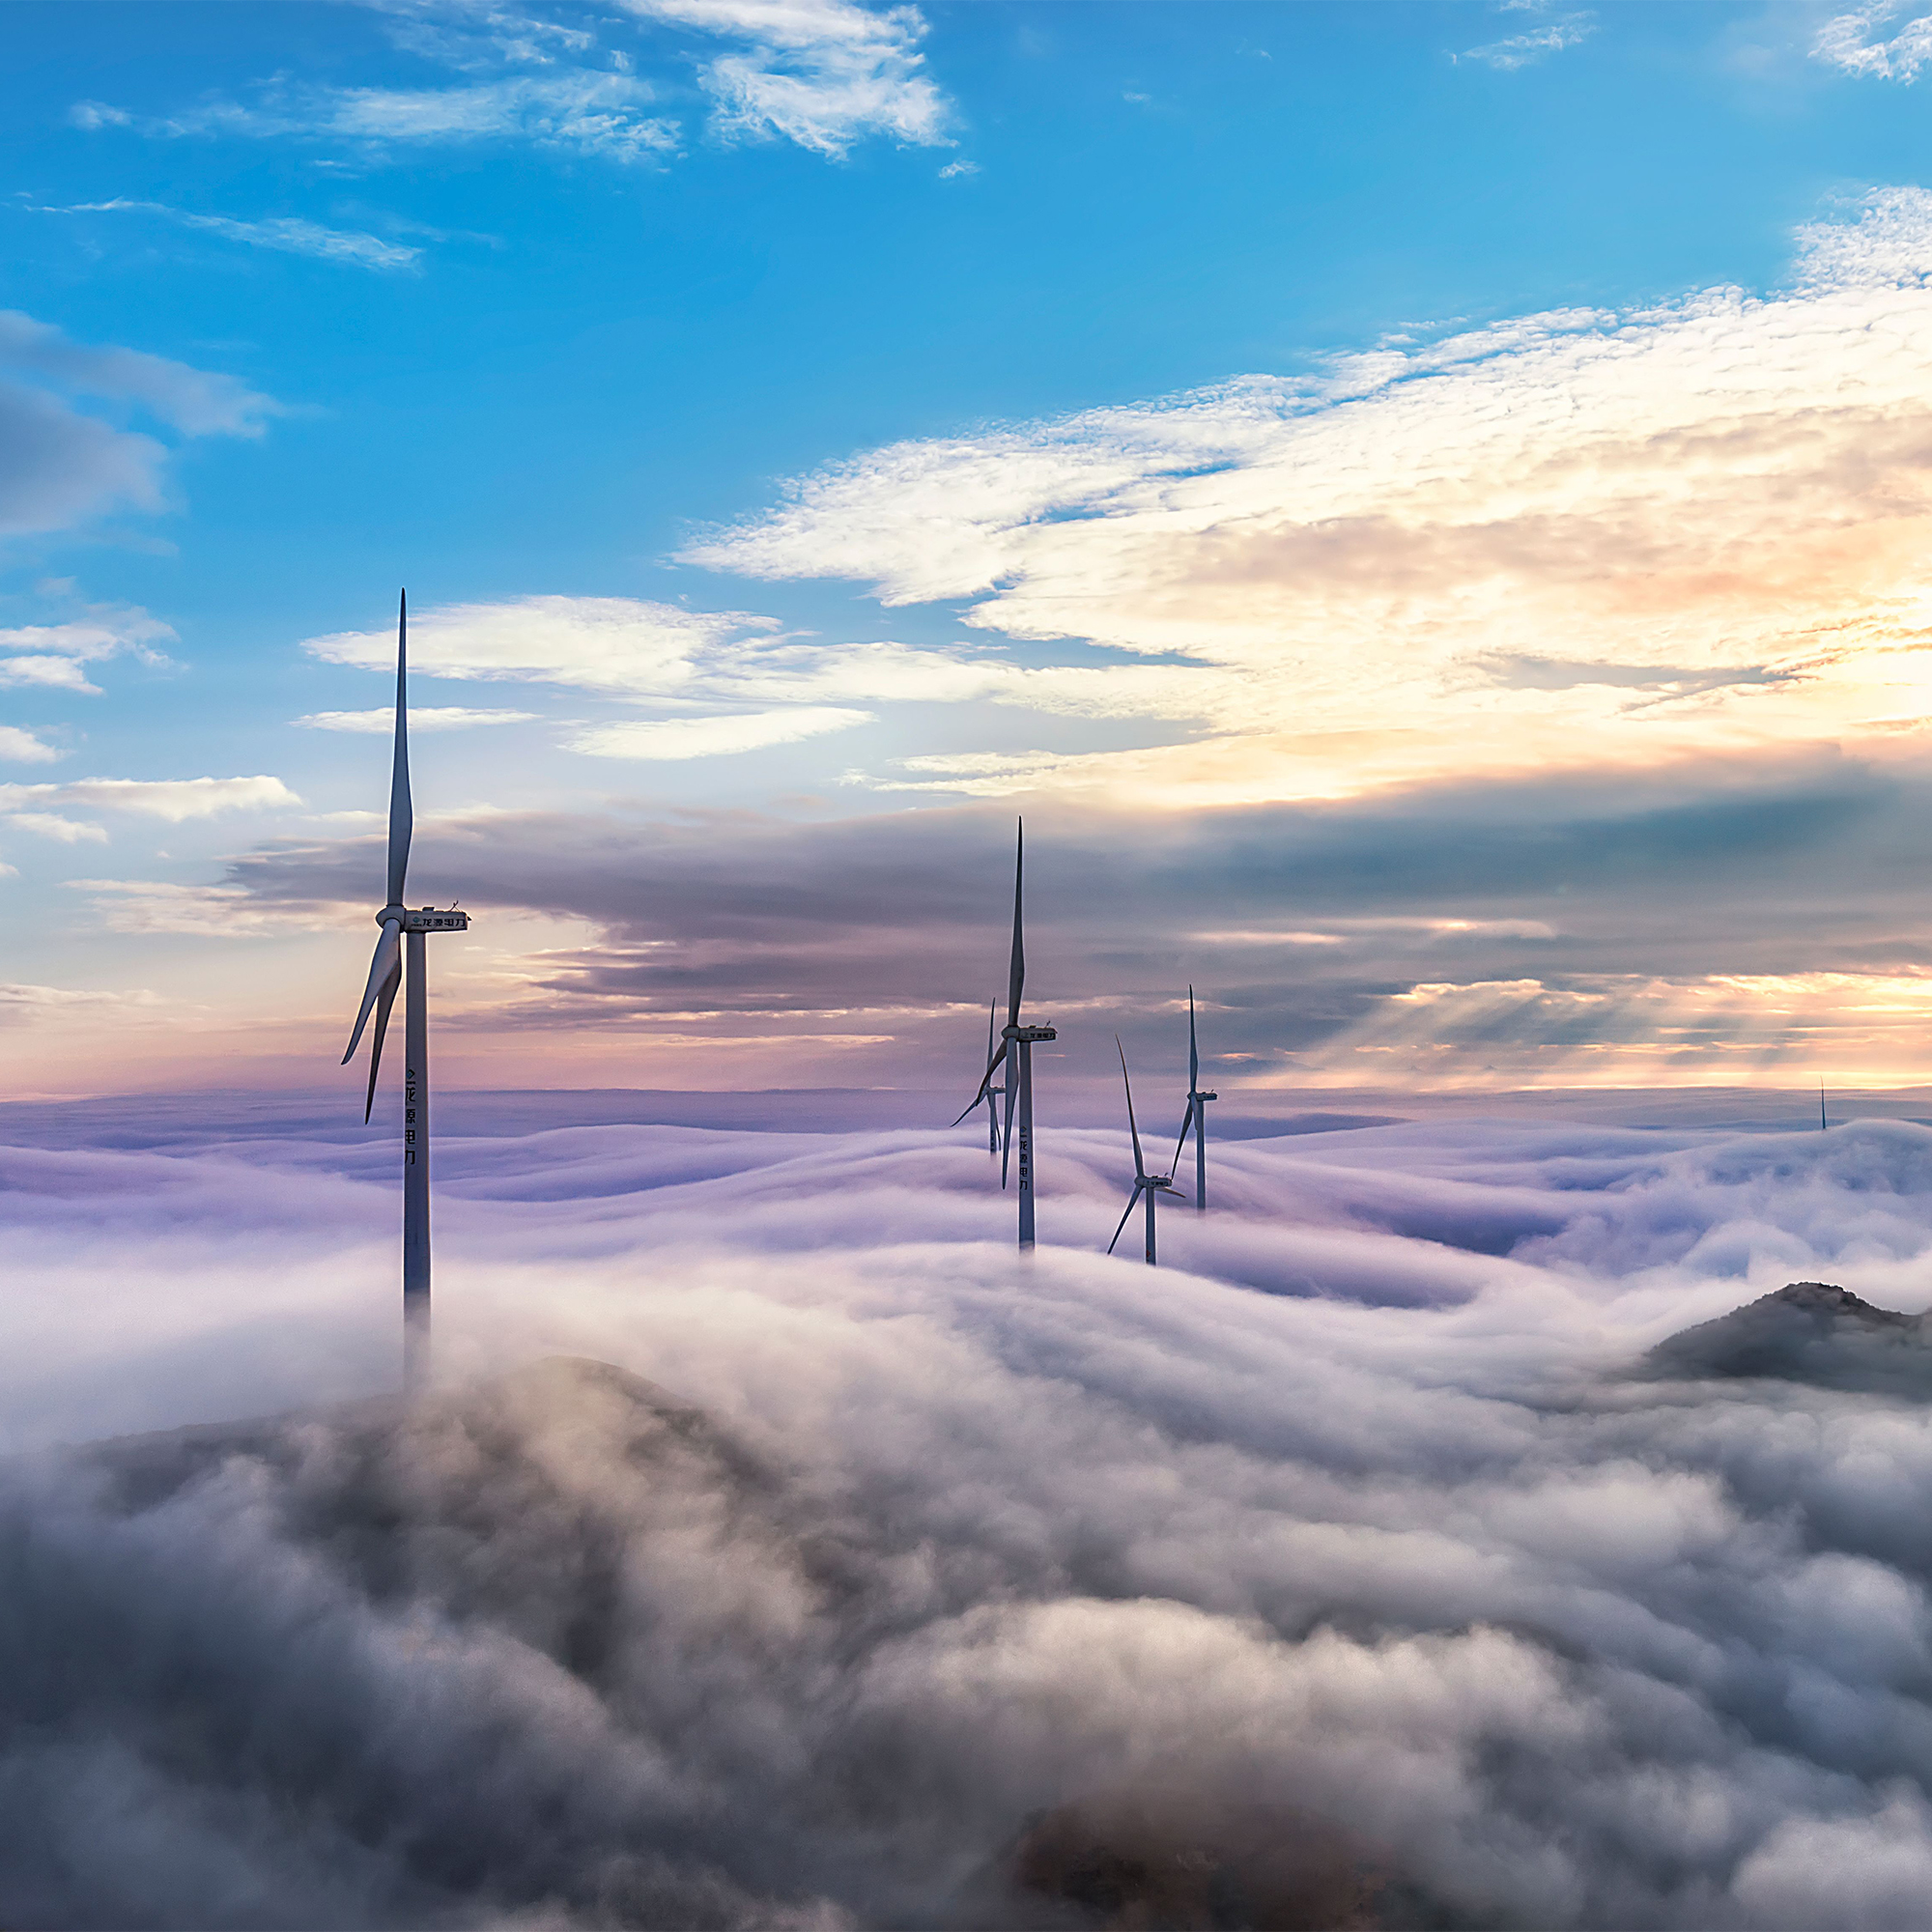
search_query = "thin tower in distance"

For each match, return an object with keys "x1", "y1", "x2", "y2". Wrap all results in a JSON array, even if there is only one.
[
  {"x1": 339, "y1": 591, "x2": 471, "y2": 1393},
  {"x1": 1171, "y1": 985, "x2": 1218, "y2": 1210},
  {"x1": 955, "y1": 819, "x2": 1057, "y2": 1248},
  {"x1": 1109, "y1": 1037, "x2": 1178, "y2": 1264}
]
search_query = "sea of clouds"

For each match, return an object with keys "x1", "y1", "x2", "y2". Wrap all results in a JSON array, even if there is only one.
[{"x1": 7, "y1": 1101, "x2": 1932, "y2": 1927}]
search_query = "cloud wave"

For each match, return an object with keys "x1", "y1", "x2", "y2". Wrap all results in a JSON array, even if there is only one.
[{"x1": 8, "y1": 1107, "x2": 1932, "y2": 1925}]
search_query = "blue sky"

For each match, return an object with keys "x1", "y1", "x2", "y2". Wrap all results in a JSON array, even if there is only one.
[{"x1": 9, "y1": 0, "x2": 1932, "y2": 1098}]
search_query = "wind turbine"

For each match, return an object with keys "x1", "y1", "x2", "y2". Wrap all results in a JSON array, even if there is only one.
[
  {"x1": 339, "y1": 590, "x2": 470, "y2": 1394},
  {"x1": 1108, "y1": 1037, "x2": 1178, "y2": 1264},
  {"x1": 1820, "y1": 1078, "x2": 1829, "y2": 1132},
  {"x1": 954, "y1": 819, "x2": 1056, "y2": 1248},
  {"x1": 1170, "y1": 985, "x2": 1218, "y2": 1209},
  {"x1": 981, "y1": 1000, "x2": 1008, "y2": 1155}
]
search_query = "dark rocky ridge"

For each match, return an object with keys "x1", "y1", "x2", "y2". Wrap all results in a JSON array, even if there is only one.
[{"x1": 1645, "y1": 1281, "x2": 1932, "y2": 1394}]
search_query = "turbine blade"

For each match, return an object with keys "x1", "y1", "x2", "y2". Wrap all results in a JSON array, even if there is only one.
[
  {"x1": 361, "y1": 954, "x2": 402, "y2": 1122},
  {"x1": 1006, "y1": 817, "x2": 1025, "y2": 1028},
  {"x1": 986, "y1": 999, "x2": 996, "y2": 1065},
  {"x1": 386, "y1": 589, "x2": 413, "y2": 908},
  {"x1": 1171, "y1": 1095, "x2": 1196, "y2": 1182},
  {"x1": 951, "y1": 1036, "x2": 1009, "y2": 1126},
  {"x1": 1188, "y1": 983, "x2": 1198, "y2": 1089},
  {"x1": 1001, "y1": 1065, "x2": 1017, "y2": 1188},
  {"x1": 1117, "y1": 1035, "x2": 1146, "y2": 1181},
  {"x1": 1108, "y1": 1183, "x2": 1144, "y2": 1255},
  {"x1": 341, "y1": 919, "x2": 403, "y2": 1064}
]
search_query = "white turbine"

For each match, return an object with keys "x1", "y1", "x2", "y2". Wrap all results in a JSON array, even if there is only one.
[
  {"x1": 339, "y1": 590, "x2": 470, "y2": 1394},
  {"x1": 1108, "y1": 1036, "x2": 1178, "y2": 1265},
  {"x1": 954, "y1": 819, "x2": 1056, "y2": 1248},
  {"x1": 1170, "y1": 984, "x2": 1218, "y2": 1210}
]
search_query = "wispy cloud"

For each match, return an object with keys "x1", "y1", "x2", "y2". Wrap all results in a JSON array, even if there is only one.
[
  {"x1": 71, "y1": 879, "x2": 343, "y2": 936},
  {"x1": 294, "y1": 705, "x2": 538, "y2": 732},
  {"x1": 71, "y1": 0, "x2": 952, "y2": 165},
  {"x1": 1461, "y1": 2, "x2": 1597, "y2": 70},
  {"x1": 0, "y1": 608, "x2": 176, "y2": 695},
  {"x1": 570, "y1": 705, "x2": 873, "y2": 757},
  {"x1": 35, "y1": 199, "x2": 423, "y2": 272},
  {"x1": 73, "y1": 71, "x2": 678, "y2": 166},
  {"x1": 0, "y1": 776, "x2": 299, "y2": 824},
  {"x1": 299, "y1": 592, "x2": 1026, "y2": 711},
  {"x1": 628, "y1": 0, "x2": 952, "y2": 156},
  {"x1": 1813, "y1": 2, "x2": 1932, "y2": 78}
]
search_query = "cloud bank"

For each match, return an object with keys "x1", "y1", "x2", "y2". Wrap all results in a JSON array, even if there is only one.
[
  {"x1": 8, "y1": 1106, "x2": 1932, "y2": 1925},
  {"x1": 206, "y1": 753, "x2": 1932, "y2": 1089}
]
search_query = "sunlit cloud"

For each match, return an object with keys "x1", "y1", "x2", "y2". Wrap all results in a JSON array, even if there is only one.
[
  {"x1": 1300, "y1": 970, "x2": 1932, "y2": 1089},
  {"x1": 685, "y1": 187, "x2": 1932, "y2": 806}
]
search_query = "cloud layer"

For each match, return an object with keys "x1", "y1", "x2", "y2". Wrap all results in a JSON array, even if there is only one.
[
  {"x1": 9, "y1": 1104, "x2": 1932, "y2": 1925},
  {"x1": 206, "y1": 752, "x2": 1932, "y2": 1089}
]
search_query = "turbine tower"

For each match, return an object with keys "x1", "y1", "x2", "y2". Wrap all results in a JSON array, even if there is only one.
[
  {"x1": 339, "y1": 591, "x2": 470, "y2": 1394},
  {"x1": 1171, "y1": 985, "x2": 1218, "y2": 1209},
  {"x1": 1108, "y1": 1037, "x2": 1178, "y2": 1264},
  {"x1": 955, "y1": 820, "x2": 1056, "y2": 1248},
  {"x1": 981, "y1": 1000, "x2": 1008, "y2": 1155}
]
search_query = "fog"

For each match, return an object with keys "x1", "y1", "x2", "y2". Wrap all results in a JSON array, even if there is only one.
[{"x1": 7, "y1": 1104, "x2": 1932, "y2": 1926}]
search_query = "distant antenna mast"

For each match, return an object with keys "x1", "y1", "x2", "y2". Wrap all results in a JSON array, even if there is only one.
[{"x1": 1820, "y1": 1078, "x2": 1828, "y2": 1132}]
